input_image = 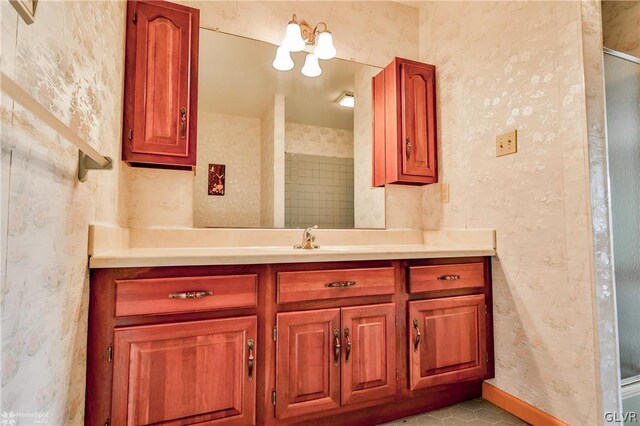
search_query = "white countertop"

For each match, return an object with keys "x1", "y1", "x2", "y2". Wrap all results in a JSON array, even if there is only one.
[
  {"x1": 88, "y1": 225, "x2": 496, "y2": 268},
  {"x1": 89, "y1": 244, "x2": 496, "y2": 268}
]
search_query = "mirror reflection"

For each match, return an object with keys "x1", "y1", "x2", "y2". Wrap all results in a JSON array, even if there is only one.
[{"x1": 194, "y1": 29, "x2": 384, "y2": 229}]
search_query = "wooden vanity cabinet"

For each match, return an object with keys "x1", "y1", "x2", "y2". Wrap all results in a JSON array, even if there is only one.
[
  {"x1": 122, "y1": 0, "x2": 199, "y2": 169},
  {"x1": 275, "y1": 304, "x2": 396, "y2": 419},
  {"x1": 87, "y1": 258, "x2": 493, "y2": 426},
  {"x1": 373, "y1": 57, "x2": 438, "y2": 186},
  {"x1": 408, "y1": 295, "x2": 487, "y2": 390},
  {"x1": 111, "y1": 316, "x2": 257, "y2": 425}
]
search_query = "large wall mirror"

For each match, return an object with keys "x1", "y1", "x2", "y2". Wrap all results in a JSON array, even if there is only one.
[{"x1": 194, "y1": 29, "x2": 385, "y2": 229}]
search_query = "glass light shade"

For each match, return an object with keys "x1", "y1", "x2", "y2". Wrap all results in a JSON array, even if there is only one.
[
  {"x1": 301, "y1": 53, "x2": 322, "y2": 77},
  {"x1": 314, "y1": 31, "x2": 336, "y2": 60},
  {"x1": 272, "y1": 46, "x2": 294, "y2": 71},
  {"x1": 281, "y1": 22, "x2": 305, "y2": 52},
  {"x1": 337, "y1": 93, "x2": 355, "y2": 108}
]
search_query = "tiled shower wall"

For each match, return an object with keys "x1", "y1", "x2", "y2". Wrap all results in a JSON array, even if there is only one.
[{"x1": 285, "y1": 154, "x2": 354, "y2": 229}]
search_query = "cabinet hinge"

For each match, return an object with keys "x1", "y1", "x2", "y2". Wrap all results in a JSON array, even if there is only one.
[
  {"x1": 132, "y1": 10, "x2": 137, "y2": 23},
  {"x1": 394, "y1": 315, "x2": 397, "y2": 327},
  {"x1": 486, "y1": 352, "x2": 489, "y2": 364},
  {"x1": 395, "y1": 369, "x2": 399, "y2": 381},
  {"x1": 107, "y1": 346, "x2": 113, "y2": 362},
  {"x1": 271, "y1": 389, "x2": 277, "y2": 405},
  {"x1": 272, "y1": 326, "x2": 278, "y2": 341},
  {"x1": 485, "y1": 305, "x2": 488, "y2": 315},
  {"x1": 128, "y1": 128, "x2": 132, "y2": 140}
]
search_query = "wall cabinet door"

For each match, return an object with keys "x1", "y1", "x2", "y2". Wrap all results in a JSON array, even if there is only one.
[
  {"x1": 408, "y1": 295, "x2": 486, "y2": 390},
  {"x1": 401, "y1": 61, "x2": 437, "y2": 180},
  {"x1": 111, "y1": 316, "x2": 257, "y2": 425},
  {"x1": 341, "y1": 303, "x2": 396, "y2": 406},
  {"x1": 372, "y1": 57, "x2": 437, "y2": 186},
  {"x1": 123, "y1": 0, "x2": 199, "y2": 169},
  {"x1": 276, "y1": 309, "x2": 341, "y2": 419}
]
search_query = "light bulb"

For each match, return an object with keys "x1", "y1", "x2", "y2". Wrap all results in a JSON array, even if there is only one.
[
  {"x1": 301, "y1": 53, "x2": 322, "y2": 77},
  {"x1": 281, "y1": 22, "x2": 305, "y2": 52},
  {"x1": 314, "y1": 31, "x2": 336, "y2": 60},
  {"x1": 272, "y1": 46, "x2": 294, "y2": 71}
]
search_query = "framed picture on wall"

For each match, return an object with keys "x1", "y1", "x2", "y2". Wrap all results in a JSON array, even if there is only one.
[
  {"x1": 10, "y1": 0, "x2": 37, "y2": 24},
  {"x1": 208, "y1": 164, "x2": 226, "y2": 196}
]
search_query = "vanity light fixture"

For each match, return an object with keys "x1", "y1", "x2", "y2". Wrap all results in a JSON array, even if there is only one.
[
  {"x1": 273, "y1": 13, "x2": 336, "y2": 77},
  {"x1": 336, "y1": 92, "x2": 355, "y2": 108}
]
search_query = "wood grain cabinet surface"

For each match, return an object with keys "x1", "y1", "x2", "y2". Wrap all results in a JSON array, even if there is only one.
[
  {"x1": 373, "y1": 57, "x2": 438, "y2": 186},
  {"x1": 122, "y1": 0, "x2": 199, "y2": 169},
  {"x1": 408, "y1": 295, "x2": 487, "y2": 390},
  {"x1": 111, "y1": 316, "x2": 257, "y2": 425},
  {"x1": 86, "y1": 258, "x2": 493, "y2": 426}
]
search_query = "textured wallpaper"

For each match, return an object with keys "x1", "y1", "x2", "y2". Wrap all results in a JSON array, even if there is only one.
[
  {"x1": 285, "y1": 122, "x2": 354, "y2": 159},
  {"x1": 602, "y1": 0, "x2": 640, "y2": 58},
  {"x1": 127, "y1": 0, "x2": 422, "y2": 229},
  {"x1": 418, "y1": 1, "x2": 614, "y2": 423},
  {"x1": 194, "y1": 111, "x2": 261, "y2": 227},
  {"x1": 1, "y1": 0, "x2": 125, "y2": 423}
]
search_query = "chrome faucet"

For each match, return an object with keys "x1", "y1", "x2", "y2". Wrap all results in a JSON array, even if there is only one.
[{"x1": 294, "y1": 225, "x2": 319, "y2": 249}]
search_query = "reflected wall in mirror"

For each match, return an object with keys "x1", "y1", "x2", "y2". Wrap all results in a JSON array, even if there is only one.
[{"x1": 193, "y1": 29, "x2": 385, "y2": 229}]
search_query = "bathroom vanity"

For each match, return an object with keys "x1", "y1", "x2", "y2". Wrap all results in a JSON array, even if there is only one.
[{"x1": 85, "y1": 230, "x2": 495, "y2": 426}]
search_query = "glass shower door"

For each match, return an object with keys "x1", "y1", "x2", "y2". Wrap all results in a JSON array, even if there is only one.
[{"x1": 604, "y1": 51, "x2": 640, "y2": 383}]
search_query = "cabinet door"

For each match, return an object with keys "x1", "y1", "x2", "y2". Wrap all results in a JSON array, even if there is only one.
[
  {"x1": 124, "y1": 0, "x2": 198, "y2": 168},
  {"x1": 112, "y1": 316, "x2": 256, "y2": 425},
  {"x1": 408, "y1": 295, "x2": 486, "y2": 390},
  {"x1": 276, "y1": 309, "x2": 341, "y2": 419},
  {"x1": 401, "y1": 61, "x2": 437, "y2": 180},
  {"x1": 341, "y1": 303, "x2": 396, "y2": 406}
]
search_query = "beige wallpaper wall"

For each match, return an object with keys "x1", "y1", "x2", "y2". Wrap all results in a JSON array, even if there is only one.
[
  {"x1": 1, "y1": 0, "x2": 125, "y2": 423},
  {"x1": 285, "y1": 122, "x2": 353, "y2": 159},
  {"x1": 418, "y1": 1, "x2": 606, "y2": 424},
  {"x1": 194, "y1": 111, "x2": 262, "y2": 227},
  {"x1": 602, "y1": 0, "x2": 640, "y2": 58},
  {"x1": 127, "y1": 0, "x2": 422, "y2": 229}
]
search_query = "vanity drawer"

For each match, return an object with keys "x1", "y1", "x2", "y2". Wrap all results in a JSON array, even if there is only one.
[
  {"x1": 277, "y1": 267, "x2": 395, "y2": 303},
  {"x1": 408, "y1": 263, "x2": 484, "y2": 293},
  {"x1": 115, "y1": 274, "x2": 257, "y2": 317}
]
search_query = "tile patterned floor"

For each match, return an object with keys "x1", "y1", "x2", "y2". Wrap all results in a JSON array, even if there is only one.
[{"x1": 380, "y1": 398, "x2": 529, "y2": 425}]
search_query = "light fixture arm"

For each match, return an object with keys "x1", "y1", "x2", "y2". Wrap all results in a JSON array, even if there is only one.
[{"x1": 289, "y1": 13, "x2": 330, "y2": 46}]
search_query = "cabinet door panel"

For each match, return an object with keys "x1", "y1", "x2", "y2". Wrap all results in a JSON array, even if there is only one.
[
  {"x1": 409, "y1": 295, "x2": 486, "y2": 390},
  {"x1": 133, "y1": 1, "x2": 191, "y2": 157},
  {"x1": 276, "y1": 309, "x2": 341, "y2": 419},
  {"x1": 401, "y1": 62, "x2": 437, "y2": 179},
  {"x1": 341, "y1": 303, "x2": 396, "y2": 406},
  {"x1": 112, "y1": 316, "x2": 256, "y2": 425}
]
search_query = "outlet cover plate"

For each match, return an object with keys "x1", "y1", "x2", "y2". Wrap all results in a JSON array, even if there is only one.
[
  {"x1": 496, "y1": 129, "x2": 517, "y2": 157},
  {"x1": 441, "y1": 183, "x2": 450, "y2": 203}
]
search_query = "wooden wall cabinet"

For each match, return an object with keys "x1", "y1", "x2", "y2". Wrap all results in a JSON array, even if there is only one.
[
  {"x1": 122, "y1": 0, "x2": 199, "y2": 169},
  {"x1": 373, "y1": 58, "x2": 438, "y2": 186}
]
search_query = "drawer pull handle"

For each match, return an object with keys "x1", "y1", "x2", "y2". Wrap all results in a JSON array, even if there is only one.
[
  {"x1": 324, "y1": 281, "x2": 357, "y2": 288},
  {"x1": 333, "y1": 329, "x2": 341, "y2": 366},
  {"x1": 247, "y1": 339, "x2": 255, "y2": 381},
  {"x1": 437, "y1": 274, "x2": 461, "y2": 281},
  {"x1": 413, "y1": 319, "x2": 421, "y2": 352},
  {"x1": 167, "y1": 290, "x2": 214, "y2": 299},
  {"x1": 344, "y1": 327, "x2": 351, "y2": 363}
]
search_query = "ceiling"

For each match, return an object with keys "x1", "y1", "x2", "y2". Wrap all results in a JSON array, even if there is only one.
[{"x1": 198, "y1": 29, "x2": 380, "y2": 130}]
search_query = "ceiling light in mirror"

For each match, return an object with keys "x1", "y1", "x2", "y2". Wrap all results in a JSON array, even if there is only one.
[
  {"x1": 337, "y1": 92, "x2": 355, "y2": 108},
  {"x1": 314, "y1": 31, "x2": 336, "y2": 60},
  {"x1": 272, "y1": 46, "x2": 294, "y2": 71},
  {"x1": 301, "y1": 53, "x2": 322, "y2": 77}
]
